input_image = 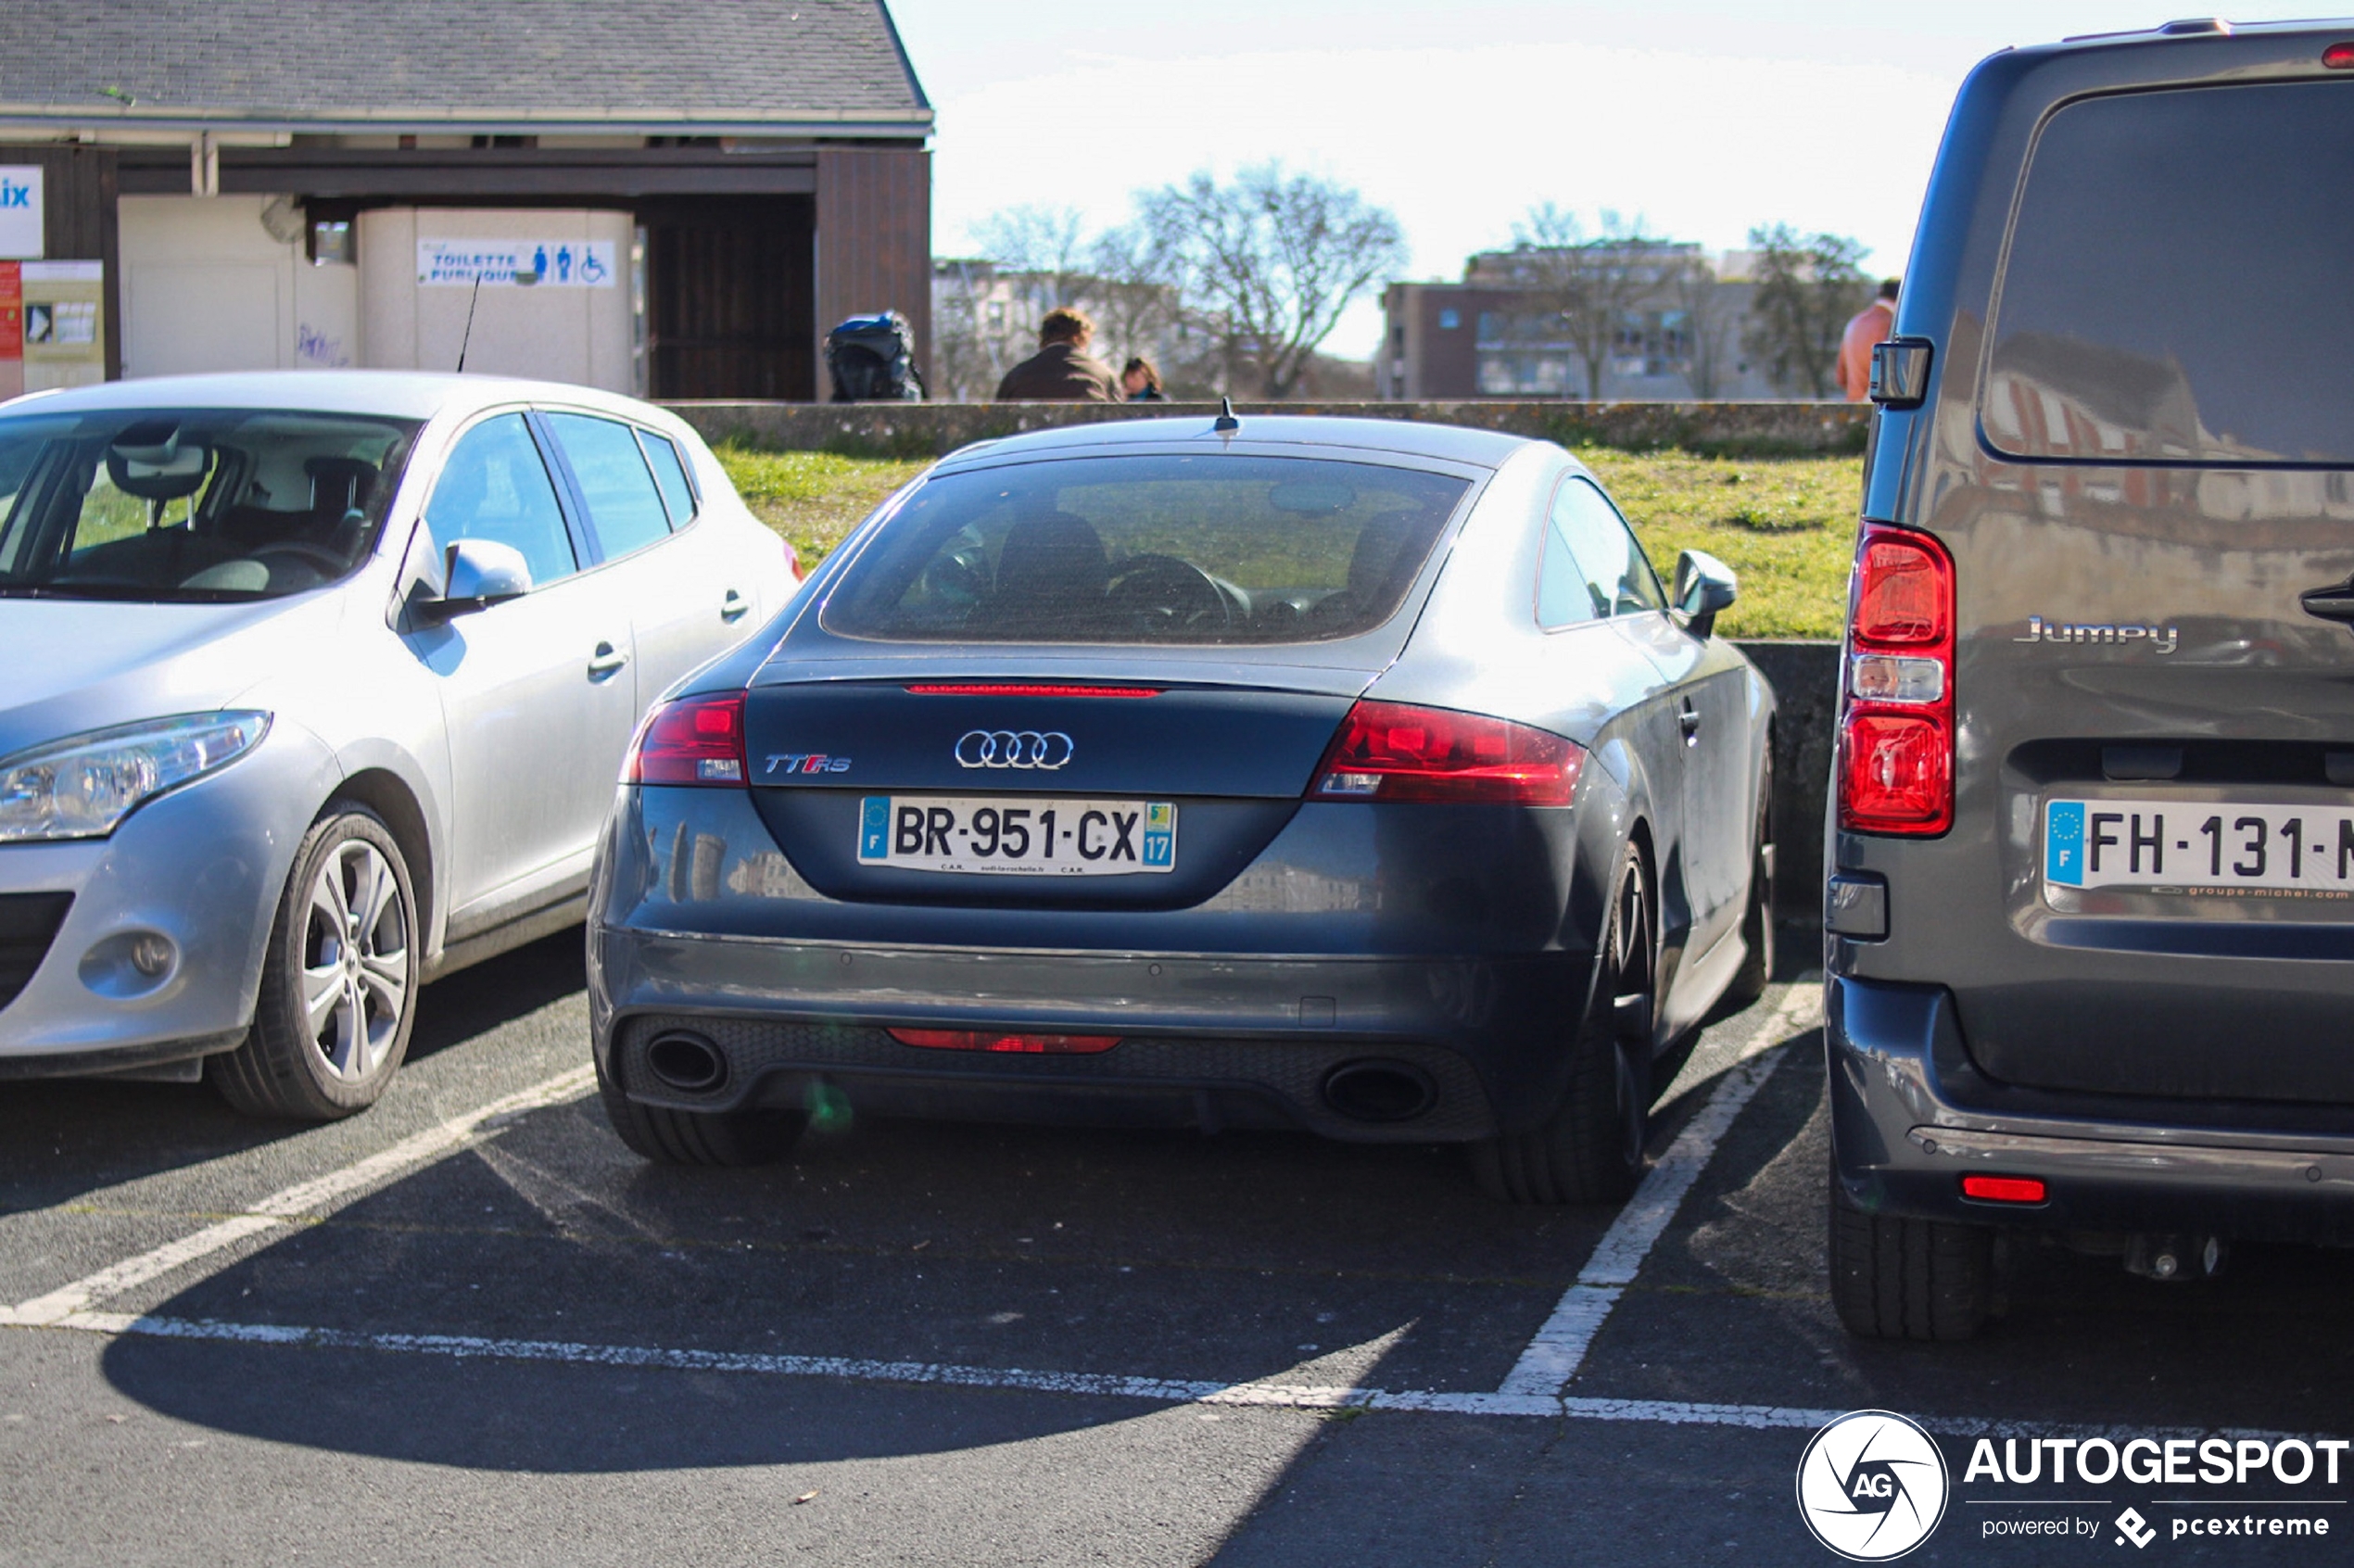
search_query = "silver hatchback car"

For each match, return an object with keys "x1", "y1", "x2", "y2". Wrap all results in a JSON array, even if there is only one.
[{"x1": 0, "y1": 372, "x2": 796, "y2": 1118}]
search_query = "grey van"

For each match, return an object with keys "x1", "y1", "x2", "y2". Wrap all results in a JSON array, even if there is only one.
[{"x1": 1829, "y1": 19, "x2": 2354, "y2": 1338}]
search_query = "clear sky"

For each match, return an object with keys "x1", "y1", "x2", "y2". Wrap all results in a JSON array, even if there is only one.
[{"x1": 883, "y1": 1, "x2": 2232, "y2": 356}]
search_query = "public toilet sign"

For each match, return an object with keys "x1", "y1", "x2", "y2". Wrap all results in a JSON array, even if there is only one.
[
  {"x1": 417, "y1": 238, "x2": 616, "y2": 287},
  {"x1": 0, "y1": 166, "x2": 44, "y2": 259}
]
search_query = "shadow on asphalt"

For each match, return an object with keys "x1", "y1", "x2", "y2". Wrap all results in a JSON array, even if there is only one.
[{"x1": 0, "y1": 929, "x2": 586, "y2": 1217}]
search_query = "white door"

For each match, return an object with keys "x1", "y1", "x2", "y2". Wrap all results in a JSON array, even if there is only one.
[
  {"x1": 403, "y1": 412, "x2": 639, "y2": 920},
  {"x1": 540, "y1": 411, "x2": 756, "y2": 702}
]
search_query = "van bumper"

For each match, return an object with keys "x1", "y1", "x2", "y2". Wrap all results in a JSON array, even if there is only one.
[{"x1": 1828, "y1": 976, "x2": 2354, "y2": 1244}]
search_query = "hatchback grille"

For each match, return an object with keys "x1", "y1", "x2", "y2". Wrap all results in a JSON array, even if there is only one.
[{"x1": 0, "y1": 893, "x2": 72, "y2": 1012}]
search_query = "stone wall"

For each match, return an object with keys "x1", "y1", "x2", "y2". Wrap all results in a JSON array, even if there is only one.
[
  {"x1": 1731, "y1": 640, "x2": 1838, "y2": 920},
  {"x1": 661, "y1": 398, "x2": 1872, "y2": 461}
]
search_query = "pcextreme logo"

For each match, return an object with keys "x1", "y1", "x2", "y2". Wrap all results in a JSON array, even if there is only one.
[{"x1": 1797, "y1": 1410, "x2": 1951, "y2": 1561}]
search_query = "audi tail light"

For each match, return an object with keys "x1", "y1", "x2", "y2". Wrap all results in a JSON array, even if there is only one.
[
  {"x1": 626, "y1": 693, "x2": 746, "y2": 785},
  {"x1": 888, "y1": 1028, "x2": 1120, "y2": 1055},
  {"x1": 1839, "y1": 523, "x2": 1955, "y2": 835},
  {"x1": 1310, "y1": 700, "x2": 1583, "y2": 806}
]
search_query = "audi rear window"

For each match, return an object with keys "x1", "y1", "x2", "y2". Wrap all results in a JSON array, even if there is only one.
[
  {"x1": 820, "y1": 454, "x2": 1470, "y2": 645},
  {"x1": 1989, "y1": 81, "x2": 2354, "y2": 464}
]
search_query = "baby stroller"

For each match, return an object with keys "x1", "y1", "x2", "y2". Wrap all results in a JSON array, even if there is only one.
[{"x1": 824, "y1": 311, "x2": 927, "y2": 401}]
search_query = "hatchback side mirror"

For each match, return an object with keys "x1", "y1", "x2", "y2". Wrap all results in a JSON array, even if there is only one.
[
  {"x1": 1673, "y1": 549, "x2": 1738, "y2": 639},
  {"x1": 425, "y1": 537, "x2": 533, "y2": 618}
]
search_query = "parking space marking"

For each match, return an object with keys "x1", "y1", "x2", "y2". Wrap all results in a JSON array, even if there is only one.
[
  {"x1": 1498, "y1": 980, "x2": 1819, "y2": 1397},
  {"x1": 20, "y1": 1310, "x2": 2297, "y2": 1445},
  {"x1": 0, "y1": 1065, "x2": 596, "y2": 1327}
]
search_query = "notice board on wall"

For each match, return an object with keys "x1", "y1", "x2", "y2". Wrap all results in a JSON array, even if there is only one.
[{"x1": 21, "y1": 259, "x2": 104, "y2": 390}]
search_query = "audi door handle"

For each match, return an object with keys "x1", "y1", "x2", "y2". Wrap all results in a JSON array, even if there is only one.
[
  {"x1": 720, "y1": 588, "x2": 751, "y2": 621},
  {"x1": 588, "y1": 641, "x2": 629, "y2": 677},
  {"x1": 1677, "y1": 701, "x2": 1702, "y2": 741},
  {"x1": 2300, "y1": 575, "x2": 2354, "y2": 624}
]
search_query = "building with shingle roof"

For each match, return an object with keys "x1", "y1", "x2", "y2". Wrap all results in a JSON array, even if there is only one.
[{"x1": 0, "y1": 0, "x2": 932, "y2": 398}]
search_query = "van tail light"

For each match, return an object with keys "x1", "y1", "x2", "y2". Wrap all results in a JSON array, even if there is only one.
[
  {"x1": 1310, "y1": 700, "x2": 1583, "y2": 806},
  {"x1": 1961, "y1": 1174, "x2": 2047, "y2": 1205},
  {"x1": 626, "y1": 693, "x2": 747, "y2": 785},
  {"x1": 888, "y1": 1028, "x2": 1120, "y2": 1055},
  {"x1": 1839, "y1": 524, "x2": 1955, "y2": 835}
]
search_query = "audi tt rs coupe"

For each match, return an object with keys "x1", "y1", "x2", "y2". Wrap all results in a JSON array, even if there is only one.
[{"x1": 588, "y1": 413, "x2": 1776, "y2": 1201}]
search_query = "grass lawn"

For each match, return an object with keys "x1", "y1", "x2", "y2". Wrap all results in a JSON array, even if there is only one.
[{"x1": 715, "y1": 443, "x2": 1860, "y2": 640}]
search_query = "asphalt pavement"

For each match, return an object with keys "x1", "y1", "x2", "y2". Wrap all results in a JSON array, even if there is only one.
[{"x1": 2, "y1": 930, "x2": 2348, "y2": 1566}]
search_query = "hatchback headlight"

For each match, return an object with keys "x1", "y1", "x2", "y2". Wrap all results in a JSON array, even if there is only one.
[{"x1": 0, "y1": 712, "x2": 272, "y2": 842}]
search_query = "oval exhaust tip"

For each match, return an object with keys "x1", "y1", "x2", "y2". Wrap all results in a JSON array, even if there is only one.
[
  {"x1": 645, "y1": 1031, "x2": 728, "y2": 1094},
  {"x1": 1322, "y1": 1059, "x2": 1437, "y2": 1123}
]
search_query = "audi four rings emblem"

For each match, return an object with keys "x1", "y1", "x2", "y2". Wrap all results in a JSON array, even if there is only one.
[{"x1": 956, "y1": 729, "x2": 1074, "y2": 769}]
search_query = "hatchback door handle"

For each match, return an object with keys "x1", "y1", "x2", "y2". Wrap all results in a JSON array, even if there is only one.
[
  {"x1": 720, "y1": 588, "x2": 750, "y2": 622},
  {"x1": 588, "y1": 640, "x2": 628, "y2": 677}
]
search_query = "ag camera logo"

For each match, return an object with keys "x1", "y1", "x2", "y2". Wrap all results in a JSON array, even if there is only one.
[{"x1": 1797, "y1": 1410, "x2": 1950, "y2": 1561}]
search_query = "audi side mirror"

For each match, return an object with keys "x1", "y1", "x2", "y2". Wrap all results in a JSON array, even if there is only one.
[
  {"x1": 424, "y1": 538, "x2": 533, "y2": 619},
  {"x1": 1673, "y1": 550, "x2": 1738, "y2": 639}
]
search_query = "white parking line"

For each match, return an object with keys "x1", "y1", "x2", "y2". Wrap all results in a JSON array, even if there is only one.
[
  {"x1": 22, "y1": 1311, "x2": 2297, "y2": 1445},
  {"x1": 0, "y1": 1066, "x2": 596, "y2": 1327},
  {"x1": 1498, "y1": 980, "x2": 1820, "y2": 1397},
  {"x1": 1, "y1": 982, "x2": 1829, "y2": 1432}
]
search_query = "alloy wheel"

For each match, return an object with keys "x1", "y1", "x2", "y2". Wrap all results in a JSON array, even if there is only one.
[{"x1": 300, "y1": 840, "x2": 411, "y2": 1082}]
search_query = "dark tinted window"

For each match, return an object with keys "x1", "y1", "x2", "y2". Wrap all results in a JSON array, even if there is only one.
[
  {"x1": 1538, "y1": 476, "x2": 1664, "y2": 626},
  {"x1": 1991, "y1": 82, "x2": 2354, "y2": 463},
  {"x1": 823, "y1": 454, "x2": 1470, "y2": 645},
  {"x1": 427, "y1": 414, "x2": 576, "y2": 587},
  {"x1": 544, "y1": 412, "x2": 671, "y2": 557},
  {"x1": 0, "y1": 408, "x2": 417, "y2": 601}
]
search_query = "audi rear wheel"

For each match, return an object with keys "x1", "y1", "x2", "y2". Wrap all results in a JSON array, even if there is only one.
[{"x1": 1470, "y1": 842, "x2": 1655, "y2": 1206}]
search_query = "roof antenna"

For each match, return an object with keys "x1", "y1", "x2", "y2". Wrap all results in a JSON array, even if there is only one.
[
  {"x1": 454, "y1": 272, "x2": 484, "y2": 373},
  {"x1": 1213, "y1": 396, "x2": 1241, "y2": 434}
]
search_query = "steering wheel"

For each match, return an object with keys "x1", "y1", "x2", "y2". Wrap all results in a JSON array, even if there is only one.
[
  {"x1": 1107, "y1": 554, "x2": 1231, "y2": 630},
  {"x1": 247, "y1": 541, "x2": 351, "y2": 576}
]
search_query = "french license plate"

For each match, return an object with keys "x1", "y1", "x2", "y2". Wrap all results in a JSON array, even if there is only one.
[
  {"x1": 2045, "y1": 798, "x2": 2354, "y2": 896},
  {"x1": 857, "y1": 796, "x2": 1176, "y2": 876}
]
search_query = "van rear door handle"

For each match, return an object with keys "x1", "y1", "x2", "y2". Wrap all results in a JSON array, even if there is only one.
[
  {"x1": 588, "y1": 640, "x2": 628, "y2": 677},
  {"x1": 720, "y1": 588, "x2": 750, "y2": 622},
  {"x1": 2300, "y1": 575, "x2": 2354, "y2": 623}
]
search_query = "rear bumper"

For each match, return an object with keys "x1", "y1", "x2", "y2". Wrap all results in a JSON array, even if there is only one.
[
  {"x1": 590, "y1": 927, "x2": 1595, "y2": 1142},
  {"x1": 1828, "y1": 976, "x2": 2354, "y2": 1243}
]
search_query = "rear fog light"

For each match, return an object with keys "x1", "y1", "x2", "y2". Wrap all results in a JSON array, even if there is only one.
[
  {"x1": 1960, "y1": 1174, "x2": 2047, "y2": 1205},
  {"x1": 888, "y1": 1028, "x2": 1120, "y2": 1055}
]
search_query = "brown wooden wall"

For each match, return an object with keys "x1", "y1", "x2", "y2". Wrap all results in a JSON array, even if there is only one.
[
  {"x1": 814, "y1": 146, "x2": 930, "y2": 393},
  {"x1": 1, "y1": 143, "x2": 120, "y2": 376}
]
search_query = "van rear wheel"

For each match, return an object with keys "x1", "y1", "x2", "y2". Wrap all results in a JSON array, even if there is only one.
[{"x1": 1829, "y1": 1166, "x2": 1993, "y2": 1341}]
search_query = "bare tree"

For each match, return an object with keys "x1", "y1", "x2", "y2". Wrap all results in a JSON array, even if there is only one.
[
  {"x1": 1670, "y1": 257, "x2": 1737, "y2": 401},
  {"x1": 1741, "y1": 223, "x2": 1871, "y2": 398},
  {"x1": 1505, "y1": 206, "x2": 1684, "y2": 402},
  {"x1": 968, "y1": 206, "x2": 1094, "y2": 310},
  {"x1": 1084, "y1": 222, "x2": 1184, "y2": 376},
  {"x1": 1137, "y1": 165, "x2": 1406, "y2": 398}
]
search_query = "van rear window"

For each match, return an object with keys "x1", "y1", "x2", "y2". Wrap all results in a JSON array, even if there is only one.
[{"x1": 1989, "y1": 81, "x2": 2354, "y2": 465}]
